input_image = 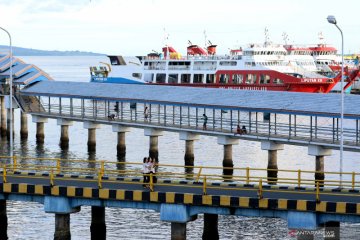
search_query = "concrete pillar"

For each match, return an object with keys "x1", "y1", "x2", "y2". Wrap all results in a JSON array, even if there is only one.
[
  {"x1": 324, "y1": 221, "x2": 340, "y2": 240},
  {"x1": 144, "y1": 128, "x2": 163, "y2": 162},
  {"x1": 179, "y1": 132, "x2": 200, "y2": 166},
  {"x1": 202, "y1": 213, "x2": 219, "y2": 240},
  {"x1": 36, "y1": 122, "x2": 45, "y2": 143},
  {"x1": 0, "y1": 96, "x2": 6, "y2": 137},
  {"x1": 315, "y1": 156, "x2": 324, "y2": 187},
  {"x1": 32, "y1": 116, "x2": 48, "y2": 144},
  {"x1": 112, "y1": 125, "x2": 130, "y2": 161},
  {"x1": 171, "y1": 222, "x2": 186, "y2": 240},
  {"x1": 90, "y1": 206, "x2": 106, "y2": 240},
  {"x1": 60, "y1": 125, "x2": 69, "y2": 148},
  {"x1": 6, "y1": 109, "x2": 14, "y2": 140},
  {"x1": 54, "y1": 214, "x2": 71, "y2": 240},
  {"x1": 57, "y1": 119, "x2": 73, "y2": 149},
  {"x1": 217, "y1": 136, "x2": 239, "y2": 177},
  {"x1": 20, "y1": 111, "x2": 28, "y2": 139},
  {"x1": 84, "y1": 122, "x2": 101, "y2": 152},
  {"x1": 308, "y1": 145, "x2": 332, "y2": 188},
  {"x1": 185, "y1": 140, "x2": 194, "y2": 165},
  {"x1": 0, "y1": 200, "x2": 7, "y2": 240},
  {"x1": 88, "y1": 129, "x2": 96, "y2": 152},
  {"x1": 261, "y1": 141, "x2": 284, "y2": 185}
]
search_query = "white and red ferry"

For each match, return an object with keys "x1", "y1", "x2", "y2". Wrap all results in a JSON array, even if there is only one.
[{"x1": 90, "y1": 41, "x2": 359, "y2": 93}]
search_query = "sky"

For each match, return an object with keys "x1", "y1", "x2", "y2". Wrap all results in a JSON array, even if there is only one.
[{"x1": 0, "y1": 0, "x2": 359, "y2": 55}]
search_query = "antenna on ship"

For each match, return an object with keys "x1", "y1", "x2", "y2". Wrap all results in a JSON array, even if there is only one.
[
  {"x1": 163, "y1": 28, "x2": 170, "y2": 59},
  {"x1": 264, "y1": 27, "x2": 270, "y2": 47},
  {"x1": 318, "y1": 31, "x2": 325, "y2": 45},
  {"x1": 204, "y1": 30, "x2": 207, "y2": 48},
  {"x1": 282, "y1": 32, "x2": 289, "y2": 45}
]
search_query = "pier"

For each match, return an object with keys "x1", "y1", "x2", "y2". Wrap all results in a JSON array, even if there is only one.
[{"x1": 1, "y1": 79, "x2": 360, "y2": 239}]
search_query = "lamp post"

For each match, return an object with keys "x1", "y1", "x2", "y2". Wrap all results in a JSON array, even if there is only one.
[
  {"x1": 327, "y1": 15, "x2": 344, "y2": 187},
  {"x1": 0, "y1": 27, "x2": 13, "y2": 159}
]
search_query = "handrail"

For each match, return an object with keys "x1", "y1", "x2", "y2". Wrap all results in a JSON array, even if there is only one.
[{"x1": 0, "y1": 155, "x2": 360, "y2": 190}]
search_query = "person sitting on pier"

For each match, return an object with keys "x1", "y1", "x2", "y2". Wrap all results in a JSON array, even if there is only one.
[
  {"x1": 108, "y1": 114, "x2": 115, "y2": 120},
  {"x1": 235, "y1": 124, "x2": 247, "y2": 135}
]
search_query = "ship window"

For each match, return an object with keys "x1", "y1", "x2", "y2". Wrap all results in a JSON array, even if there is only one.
[
  {"x1": 193, "y1": 74, "x2": 204, "y2": 83},
  {"x1": 156, "y1": 74, "x2": 166, "y2": 83},
  {"x1": 219, "y1": 74, "x2": 229, "y2": 84},
  {"x1": 144, "y1": 73, "x2": 154, "y2": 83},
  {"x1": 181, "y1": 74, "x2": 191, "y2": 83},
  {"x1": 273, "y1": 78, "x2": 284, "y2": 84},
  {"x1": 260, "y1": 74, "x2": 270, "y2": 84},
  {"x1": 168, "y1": 74, "x2": 178, "y2": 84},
  {"x1": 132, "y1": 73, "x2": 142, "y2": 79},
  {"x1": 245, "y1": 74, "x2": 257, "y2": 84},
  {"x1": 206, "y1": 74, "x2": 215, "y2": 83},
  {"x1": 232, "y1": 74, "x2": 243, "y2": 84}
]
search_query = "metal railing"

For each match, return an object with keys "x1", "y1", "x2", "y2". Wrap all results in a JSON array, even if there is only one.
[{"x1": 1, "y1": 155, "x2": 360, "y2": 203}]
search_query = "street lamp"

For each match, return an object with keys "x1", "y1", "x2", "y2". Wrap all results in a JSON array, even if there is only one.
[
  {"x1": 0, "y1": 27, "x2": 13, "y2": 159},
  {"x1": 327, "y1": 15, "x2": 344, "y2": 187}
]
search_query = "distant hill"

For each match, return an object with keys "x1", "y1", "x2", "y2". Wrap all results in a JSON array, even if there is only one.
[{"x1": 0, "y1": 45, "x2": 105, "y2": 56}]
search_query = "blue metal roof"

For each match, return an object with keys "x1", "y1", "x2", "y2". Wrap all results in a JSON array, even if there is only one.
[
  {"x1": 0, "y1": 53, "x2": 53, "y2": 86},
  {"x1": 20, "y1": 81, "x2": 360, "y2": 118}
]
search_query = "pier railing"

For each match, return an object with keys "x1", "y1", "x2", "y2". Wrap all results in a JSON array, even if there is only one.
[
  {"x1": 18, "y1": 96, "x2": 360, "y2": 149},
  {"x1": 1, "y1": 155, "x2": 359, "y2": 201}
]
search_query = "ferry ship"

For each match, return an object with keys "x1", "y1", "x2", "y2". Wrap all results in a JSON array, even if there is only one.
[{"x1": 90, "y1": 41, "x2": 359, "y2": 93}]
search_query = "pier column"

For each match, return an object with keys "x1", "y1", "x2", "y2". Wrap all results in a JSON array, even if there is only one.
[
  {"x1": 261, "y1": 141, "x2": 284, "y2": 185},
  {"x1": 144, "y1": 128, "x2": 163, "y2": 162},
  {"x1": 6, "y1": 109, "x2": 14, "y2": 139},
  {"x1": 57, "y1": 119, "x2": 73, "y2": 149},
  {"x1": 0, "y1": 200, "x2": 7, "y2": 240},
  {"x1": 202, "y1": 213, "x2": 219, "y2": 240},
  {"x1": 112, "y1": 125, "x2": 131, "y2": 160},
  {"x1": 217, "y1": 136, "x2": 239, "y2": 177},
  {"x1": 308, "y1": 145, "x2": 332, "y2": 187},
  {"x1": 32, "y1": 115, "x2": 48, "y2": 144},
  {"x1": 20, "y1": 111, "x2": 28, "y2": 139},
  {"x1": 90, "y1": 206, "x2": 106, "y2": 240},
  {"x1": 0, "y1": 96, "x2": 6, "y2": 137},
  {"x1": 54, "y1": 214, "x2": 71, "y2": 240},
  {"x1": 171, "y1": 222, "x2": 186, "y2": 240},
  {"x1": 84, "y1": 122, "x2": 101, "y2": 152},
  {"x1": 179, "y1": 132, "x2": 200, "y2": 166}
]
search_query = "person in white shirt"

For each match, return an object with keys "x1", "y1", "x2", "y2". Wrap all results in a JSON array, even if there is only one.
[{"x1": 143, "y1": 157, "x2": 149, "y2": 187}]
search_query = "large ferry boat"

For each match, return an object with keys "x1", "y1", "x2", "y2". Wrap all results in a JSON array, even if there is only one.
[{"x1": 90, "y1": 41, "x2": 359, "y2": 93}]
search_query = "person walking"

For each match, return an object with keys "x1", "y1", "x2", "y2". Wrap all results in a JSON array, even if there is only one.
[
  {"x1": 149, "y1": 157, "x2": 157, "y2": 183},
  {"x1": 144, "y1": 106, "x2": 149, "y2": 121},
  {"x1": 202, "y1": 113, "x2": 208, "y2": 130},
  {"x1": 142, "y1": 157, "x2": 149, "y2": 187}
]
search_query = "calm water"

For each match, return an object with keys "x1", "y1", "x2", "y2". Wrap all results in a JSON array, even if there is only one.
[{"x1": 1, "y1": 56, "x2": 360, "y2": 239}]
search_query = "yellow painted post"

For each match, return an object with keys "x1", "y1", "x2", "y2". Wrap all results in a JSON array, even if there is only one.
[
  {"x1": 196, "y1": 167, "x2": 203, "y2": 182},
  {"x1": 258, "y1": 178, "x2": 263, "y2": 199},
  {"x1": 50, "y1": 170, "x2": 54, "y2": 187},
  {"x1": 203, "y1": 176, "x2": 207, "y2": 195},
  {"x1": 100, "y1": 161, "x2": 105, "y2": 177},
  {"x1": 3, "y1": 165, "x2": 6, "y2": 183},
  {"x1": 56, "y1": 158, "x2": 61, "y2": 174},
  {"x1": 316, "y1": 182, "x2": 320, "y2": 203},
  {"x1": 98, "y1": 171, "x2": 102, "y2": 189},
  {"x1": 13, "y1": 156, "x2": 17, "y2": 171},
  {"x1": 352, "y1": 172, "x2": 355, "y2": 190},
  {"x1": 246, "y1": 167, "x2": 250, "y2": 184},
  {"x1": 149, "y1": 173, "x2": 154, "y2": 192},
  {"x1": 297, "y1": 169, "x2": 301, "y2": 188}
]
